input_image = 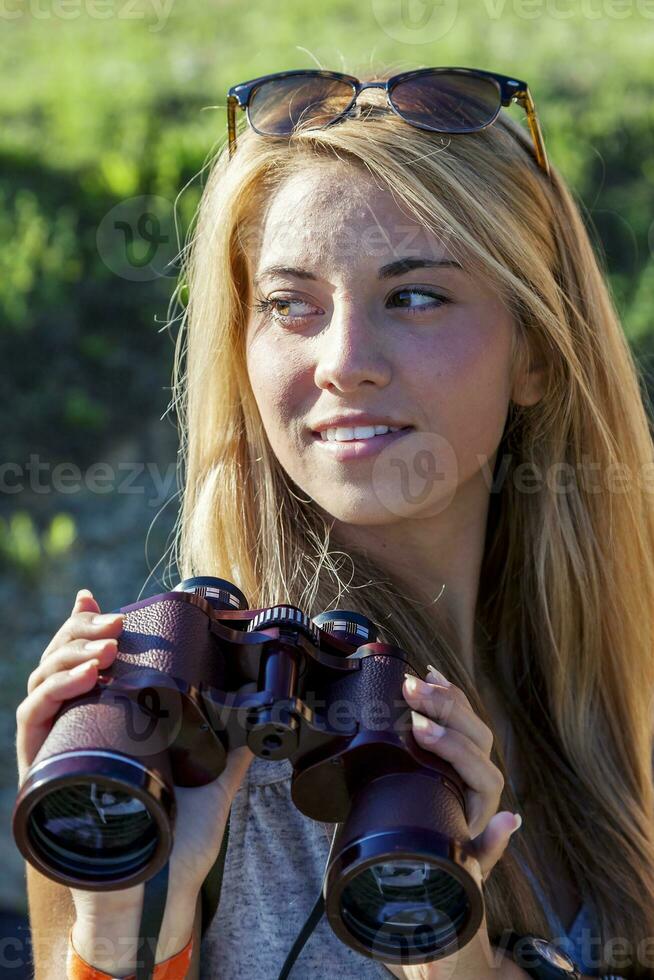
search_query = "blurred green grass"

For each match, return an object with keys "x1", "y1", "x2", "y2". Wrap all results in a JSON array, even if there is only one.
[{"x1": 0, "y1": 0, "x2": 653, "y2": 482}]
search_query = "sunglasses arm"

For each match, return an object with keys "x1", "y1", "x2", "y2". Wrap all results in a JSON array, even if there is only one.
[
  {"x1": 227, "y1": 94, "x2": 240, "y2": 160},
  {"x1": 513, "y1": 87, "x2": 551, "y2": 178}
]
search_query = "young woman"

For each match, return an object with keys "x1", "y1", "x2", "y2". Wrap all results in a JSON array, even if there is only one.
[{"x1": 16, "y1": 66, "x2": 654, "y2": 980}]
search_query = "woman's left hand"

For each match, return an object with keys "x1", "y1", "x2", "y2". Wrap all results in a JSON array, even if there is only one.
[{"x1": 382, "y1": 664, "x2": 523, "y2": 980}]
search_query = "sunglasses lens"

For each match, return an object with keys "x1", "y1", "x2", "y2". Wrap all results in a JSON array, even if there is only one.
[
  {"x1": 390, "y1": 72, "x2": 500, "y2": 133},
  {"x1": 248, "y1": 74, "x2": 356, "y2": 136}
]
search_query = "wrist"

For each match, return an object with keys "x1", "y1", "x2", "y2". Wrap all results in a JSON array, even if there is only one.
[
  {"x1": 70, "y1": 886, "x2": 146, "y2": 972},
  {"x1": 71, "y1": 888, "x2": 197, "y2": 976},
  {"x1": 68, "y1": 926, "x2": 193, "y2": 979},
  {"x1": 71, "y1": 904, "x2": 142, "y2": 976}
]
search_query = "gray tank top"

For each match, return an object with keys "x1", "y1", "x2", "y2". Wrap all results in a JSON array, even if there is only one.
[{"x1": 199, "y1": 755, "x2": 600, "y2": 978}]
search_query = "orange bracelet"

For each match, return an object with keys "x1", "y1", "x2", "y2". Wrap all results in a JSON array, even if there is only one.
[{"x1": 66, "y1": 927, "x2": 194, "y2": 979}]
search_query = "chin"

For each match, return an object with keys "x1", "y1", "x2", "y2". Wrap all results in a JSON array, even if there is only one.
[{"x1": 312, "y1": 496, "x2": 408, "y2": 526}]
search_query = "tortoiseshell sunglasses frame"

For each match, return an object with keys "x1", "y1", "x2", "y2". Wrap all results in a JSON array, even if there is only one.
[{"x1": 226, "y1": 66, "x2": 550, "y2": 178}]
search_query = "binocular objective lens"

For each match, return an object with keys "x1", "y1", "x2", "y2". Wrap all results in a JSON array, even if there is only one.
[
  {"x1": 28, "y1": 781, "x2": 158, "y2": 881},
  {"x1": 340, "y1": 859, "x2": 469, "y2": 956}
]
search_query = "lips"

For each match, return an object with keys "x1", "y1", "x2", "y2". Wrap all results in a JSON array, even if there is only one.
[
  {"x1": 316, "y1": 425, "x2": 410, "y2": 442},
  {"x1": 311, "y1": 426, "x2": 414, "y2": 461}
]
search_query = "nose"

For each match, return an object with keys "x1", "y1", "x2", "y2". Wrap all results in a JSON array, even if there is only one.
[{"x1": 313, "y1": 298, "x2": 392, "y2": 393}]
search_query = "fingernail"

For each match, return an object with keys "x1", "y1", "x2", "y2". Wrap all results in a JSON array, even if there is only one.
[
  {"x1": 511, "y1": 813, "x2": 523, "y2": 833},
  {"x1": 404, "y1": 673, "x2": 420, "y2": 694},
  {"x1": 91, "y1": 613, "x2": 124, "y2": 626},
  {"x1": 425, "y1": 663, "x2": 451, "y2": 687},
  {"x1": 69, "y1": 659, "x2": 99, "y2": 677}
]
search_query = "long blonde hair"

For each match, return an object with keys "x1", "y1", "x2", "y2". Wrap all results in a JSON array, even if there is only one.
[{"x1": 165, "y1": 65, "x2": 654, "y2": 976}]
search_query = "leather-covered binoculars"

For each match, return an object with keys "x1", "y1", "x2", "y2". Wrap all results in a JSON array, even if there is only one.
[{"x1": 13, "y1": 576, "x2": 484, "y2": 966}]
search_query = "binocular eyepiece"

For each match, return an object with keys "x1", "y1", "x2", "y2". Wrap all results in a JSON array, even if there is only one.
[{"x1": 13, "y1": 576, "x2": 484, "y2": 966}]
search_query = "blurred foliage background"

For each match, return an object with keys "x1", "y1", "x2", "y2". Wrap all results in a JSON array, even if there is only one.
[{"x1": 1, "y1": 0, "x2": 653, "y2": 943}]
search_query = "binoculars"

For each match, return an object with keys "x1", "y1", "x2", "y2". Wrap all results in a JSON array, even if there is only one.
[{"x1": 13, "y1": 576, "x2": 484, "y2": 966}]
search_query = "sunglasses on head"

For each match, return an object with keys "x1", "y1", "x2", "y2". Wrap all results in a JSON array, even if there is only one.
[{"x1": 226, "y1": 67, "x2": 551, "y2": 178}]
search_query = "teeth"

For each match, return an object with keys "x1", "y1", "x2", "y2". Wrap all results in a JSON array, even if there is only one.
[{"x1": 320, "y1": 425, "x2": 404, "y2": 442}]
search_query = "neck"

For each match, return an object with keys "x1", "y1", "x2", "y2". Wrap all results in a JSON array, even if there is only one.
[{"x1": 327, "y1": 467, "x2": 493, "y2": 684}]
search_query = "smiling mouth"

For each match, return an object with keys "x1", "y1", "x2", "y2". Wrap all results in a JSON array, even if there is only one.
[{"x1": 311, "y1": 426, "x2": 414, "y2": 443}]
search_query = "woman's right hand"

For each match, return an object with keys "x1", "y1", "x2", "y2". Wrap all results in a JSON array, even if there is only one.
[{"x1": 16, "y1": 587, "x2": 256, "y2": 963}]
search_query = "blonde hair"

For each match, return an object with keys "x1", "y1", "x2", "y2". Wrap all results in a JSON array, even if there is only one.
[{"x1": 165, "y1": 65, "x2": 654, "y2": 976}]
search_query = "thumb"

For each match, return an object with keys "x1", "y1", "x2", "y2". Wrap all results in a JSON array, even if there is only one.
[
  {"x1": 219, "y1": 743, "x2": 256, "y2": 801},
  {"x1": 217, "y1": 679, "x2": 258, "y2": 800},
  {"x1": 473, "y1": 811, "x2": 522, "y2": 885}
]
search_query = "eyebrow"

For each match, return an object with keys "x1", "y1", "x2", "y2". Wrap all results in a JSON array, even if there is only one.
[{"x1": 252, "y1": 256, "x2": 463, "y2": 286}]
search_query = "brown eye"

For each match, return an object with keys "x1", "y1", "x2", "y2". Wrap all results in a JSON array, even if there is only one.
[{"x1": 253, "y1": 297, "x2": 318, "y2": 323}]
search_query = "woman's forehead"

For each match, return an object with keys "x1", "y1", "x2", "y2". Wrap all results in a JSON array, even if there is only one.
[
  {"x1": 240, "y1": 161, "x2": 475, "y2": 283},
  {"x1": 246, "y1": 202, "x2": 458, "y2": 273},
  {"x1": 256, "y1": 163, "x2": 418, "y2": 229}
]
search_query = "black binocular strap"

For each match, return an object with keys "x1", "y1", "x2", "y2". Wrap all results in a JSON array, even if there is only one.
[
  {"x1": 199, "y1": 808, "x2": 326, "y2": 979},
  {"x1": 277, "y1": 890, "x2": 325, "y2": 980},
  {"x1": 135, "y1": 858, "x2": 170, "y2": 980},
  {"x1": 275, "y1": 821, "x2": 342, "y2": 979}
]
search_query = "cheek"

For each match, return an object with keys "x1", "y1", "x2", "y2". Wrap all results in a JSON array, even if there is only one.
[
  {"x1": 416, "y1": 323, "x2": 512, "y2": 466},
  {"x1": 246, "y1": 337, "x2": 308, "y2": 443}
]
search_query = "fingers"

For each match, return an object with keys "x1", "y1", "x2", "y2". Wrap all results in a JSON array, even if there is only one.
[
  {"x1": 39, "y1": 611, "x2": 124, "y2": 665},
  {"x1": 423, "y1": 663, "x2": 486, "y2": 729},
  {"x1": 27, "y1": 637, "x2": 119, "y2": 695},
  {"x1": 39, "y1": 592, "x2": 124, "y2": 666},
  {"x1": 73, "y1": 588, "x2": 101, "y2": 615},
  {"x1": 17, "y1": 588, "x2": 124, "y2": 784},
  {"x1": 39, "y1": 589, "x2": 100, "y2": 661},
  {"x1": 16, "y1": 656, "x2": 105, "y2": 784},
  {"x1": 474, "y1": 811, "x2": 523, "y2": 884},
  {"x1": 403, "y1": 673, "x2": 494, "y2": 755},
  {"x1": 410, "y1": 710, "x2": 503, "y2": 808},
  {"x1": 403, "y1": 672, "x2": 504, "y2": 839}
]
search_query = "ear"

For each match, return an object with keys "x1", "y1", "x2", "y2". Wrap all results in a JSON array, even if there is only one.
[{"x1": 510, "y1": 335, "x2": 549, "y2": 407}]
